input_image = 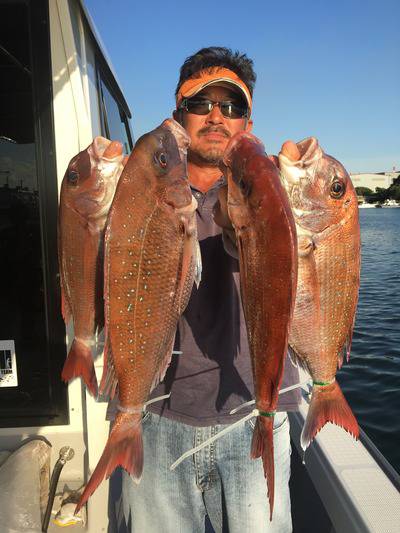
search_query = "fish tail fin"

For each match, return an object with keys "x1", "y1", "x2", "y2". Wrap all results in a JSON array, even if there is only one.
[
  {"x1": 75, "y1": 412, "x2": 143, "y2": 513},
  {"x1": 61, "y1": 339, "x2": 98, "y2": 397},
  {"x1": 301, "y1": 380, "x2": 359, "y2": 451},
  {"x1": 251, "y1": 415, "x2": 275, "y2": 521}
]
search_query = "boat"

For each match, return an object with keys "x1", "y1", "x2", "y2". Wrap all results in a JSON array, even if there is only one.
[
  {"x1": 289, "y1": 370, "x2": 400, "y2": 533},
  {"x1": 0, "y1": 2, "x2": 399, "y2": 532},
  {"x1": 358, "y1": 202, "x2": 377, "y2": 208},
  {"x1": 0, "y1": 1, "x2": 133, "y2": 530},
  {"x1": 382, "y1": 199, "x2": 400, "y2": 208}
]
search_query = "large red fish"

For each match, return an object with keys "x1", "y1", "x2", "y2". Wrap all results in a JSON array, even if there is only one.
[
  {"x1": 278, "y1": 137, "x2": 360, "y2": 450},
  {"x1": 58, "y1": 138, "x2": 125, "y2": 396},
  {"x1": 220, "y1": 132, "x2": 297, "y2": 520},
  {"x1": 76, "y1": 119, "x2": 201, "y2": 511}
]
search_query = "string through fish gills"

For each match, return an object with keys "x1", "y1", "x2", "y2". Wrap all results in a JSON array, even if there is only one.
[
  {"x1": 114, "y1": 351, "x2": 181, "y2": 414},
  {"x1": 170, "y1": 379, "x2": 312, "y2": 471},
  {"x1": 117, "y1": 393, "x2": 171, "y2": 414}
]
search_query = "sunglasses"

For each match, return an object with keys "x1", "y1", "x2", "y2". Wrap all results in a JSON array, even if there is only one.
[{"x1": 179, "y1": 98, "x2": 249, "y2": 119}]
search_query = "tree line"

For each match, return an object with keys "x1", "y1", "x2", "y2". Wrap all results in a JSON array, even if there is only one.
[{"x1": 355, "y1": 176, "x2": 400, "y2": 203}]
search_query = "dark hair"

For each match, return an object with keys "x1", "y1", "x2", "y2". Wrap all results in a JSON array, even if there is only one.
[{"x1": 175, "y1": 46, "x2": 256, "y2": 98}]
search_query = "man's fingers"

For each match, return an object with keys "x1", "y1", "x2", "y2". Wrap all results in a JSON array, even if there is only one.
[{"x1": 268, "y1": 154, "x2": 280, "y2": 168}]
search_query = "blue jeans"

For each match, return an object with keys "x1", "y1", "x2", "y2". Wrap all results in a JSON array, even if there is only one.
[{"x1": 122, "y1": 411, "x2": 292, "y2": 533}]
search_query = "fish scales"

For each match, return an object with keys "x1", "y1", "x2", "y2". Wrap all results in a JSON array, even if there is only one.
[
  {"x1": 292, "y1": 227, "x2": 358, "y2": 378},
  {"x1": 107, "y1": 199, "x2": 192, "y2": 404},
  {"x1": 60, "y1": 207, "x2": 103, "y2": 330},
  {"x1": 279, "y1": 137, "x2": 360, "y2": 451},
  {"x1": 238, "y1": 214, "x2": 291, "y2": 401},
  {"x1": 76, "y1": 118, "x2": 199, "y2": 511},
  {"x1": 221, "y1": 132, "x2": 297, "y2": 520}
]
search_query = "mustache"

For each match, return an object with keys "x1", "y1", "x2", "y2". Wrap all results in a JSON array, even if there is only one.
[{"x1": 197, "y1": 126, "x2": 231, "y2": 138}]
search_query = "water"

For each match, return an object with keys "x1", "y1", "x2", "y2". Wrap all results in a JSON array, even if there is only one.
[{"x1": 336, "y1": 208, "x2": 400, "y2": 474}]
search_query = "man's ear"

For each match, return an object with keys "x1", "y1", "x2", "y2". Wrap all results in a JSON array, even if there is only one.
[{"x1": 245, "y1": 118, "x2": 253, "y2": 133}]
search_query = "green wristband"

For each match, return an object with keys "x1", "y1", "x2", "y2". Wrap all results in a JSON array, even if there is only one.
[
  {"x1": 258, "y1": 410, "x2": 276, "y2": 417},
  {"x1": 313, "y1": 379, "x2": 334, "y2": 387}
]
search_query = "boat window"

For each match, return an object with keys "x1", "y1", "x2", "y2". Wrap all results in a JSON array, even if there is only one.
[
  {"x1": 85, "y1": 38, "x2": 103, "y2": 137},
  {"x1": 68, "y1": 0, "x2": 83, "y2": 67},
  {"x1": 0, "y1": 0, "x2": 68, "y2": 427},
  {"x1": 98, "y1": 70, "x2": 133, "y2": 154}
]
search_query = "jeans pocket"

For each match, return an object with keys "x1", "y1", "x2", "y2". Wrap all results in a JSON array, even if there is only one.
[
  {"x1": 141, "y1": 411, "x2": 152, "y2": 425},
  {"x1": 246, "y1": 413, "x2": 288, "y2": 433},
  {"x1": 273, "y1": 413, "x2": 288, "y2": 433}
]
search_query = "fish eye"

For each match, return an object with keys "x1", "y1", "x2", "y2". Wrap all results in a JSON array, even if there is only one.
[
  {"x1": 157, "y1": 152, "x2": 168, "y2": 168},
  {"x1": 330, "y1": 179, "x2": 345, "y2": 199},
  {"x1": 68, "y1": 169, "x2": 79, "y2": 185}
]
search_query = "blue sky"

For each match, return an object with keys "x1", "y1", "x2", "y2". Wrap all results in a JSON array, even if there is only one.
[{"x1": 85, "y1": 0, "x2": 399, "y2": 173}]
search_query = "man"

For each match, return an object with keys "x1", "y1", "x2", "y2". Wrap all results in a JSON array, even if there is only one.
[{"x1": 121, "y1": 47, "x2": 300, "y2": 533}]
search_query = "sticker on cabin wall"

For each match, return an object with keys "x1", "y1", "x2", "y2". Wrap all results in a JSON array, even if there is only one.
[{"x1": 0, "y1": 340, "x2": 18, "y2": 387}]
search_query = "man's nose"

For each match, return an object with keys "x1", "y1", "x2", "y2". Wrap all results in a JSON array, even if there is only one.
[{"x1": 206, "y1": 103, "x2": 224, "y2": 124}]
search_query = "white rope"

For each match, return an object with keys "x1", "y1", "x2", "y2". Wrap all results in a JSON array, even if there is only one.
[
  {"x1": 170, "y1": 379, "x2": 312, "y2": 470},
  {"x1": 117, "y1": 393, "x2": 171, "y2": 414},
  {"x1": 229, "y1": 399, "x2": 255, "y2": 415},
  {"x1": 170, "y1": 409, "x2": 259, "y2": 471},
  {"x1": 144, "y1": 393, "x2": 171, "y2": 407},
  {"x1": 229, "y1": 379, "x2": 312, "y2": 415}
]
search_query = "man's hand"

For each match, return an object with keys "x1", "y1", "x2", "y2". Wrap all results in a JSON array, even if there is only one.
[{"x1": 267, "y1": 154, "x2": 280, "y2": 168}]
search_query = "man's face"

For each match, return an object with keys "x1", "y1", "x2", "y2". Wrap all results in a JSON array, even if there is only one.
[{"x1": 176, "y1": 85, "x2": 253, "y2": 166}]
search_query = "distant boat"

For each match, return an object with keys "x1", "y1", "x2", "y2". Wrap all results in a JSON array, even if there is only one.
[
  {"x1": 382, "y1": 199, "x2": 400, "y2": 208},
  {"x1": 358, "y1": 202, "x2": 377, "y2": 208}
]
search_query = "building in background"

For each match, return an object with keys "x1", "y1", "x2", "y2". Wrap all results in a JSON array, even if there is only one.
[{"x1": 351, "y1": 171, "x2": 399, "y2": 191}]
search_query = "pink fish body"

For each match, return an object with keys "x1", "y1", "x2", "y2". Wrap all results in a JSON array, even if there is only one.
[
  {"x1": 58, "y1": 137, "x2": 125, "y2": 396},
  {"x1": 279, "y1": 138, "x2": 360, "y2": 450},
  {"x1": 221, "y1": 131, "x2": 298, "y2": 519},
  {"x1": 76, "y1": 119, "x2": 201, "y2": 511}
]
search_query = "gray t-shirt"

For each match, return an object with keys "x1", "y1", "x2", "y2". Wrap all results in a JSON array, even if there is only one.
[{"x1": 148, "y1": 177, "x2": 300, "y2": 426}]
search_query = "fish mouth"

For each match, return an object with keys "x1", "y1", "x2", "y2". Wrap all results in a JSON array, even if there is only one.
[
  {"x1": 222, "y1": 131, "x2": 264, "y2": 168},
  {"x1": 279, "y1": 137, "x2": 323, "y2": 188},
  {"x1": 296, "y1": 137, "x2": 321, "y2": 164},
  {"x1": 281, "y1": 137, "x2": 321, "y2": 166},
  {"x1": 161, "y1": 119, "x2": 191, "y2": 158},
  {"x1": 92, "y1": 136, "x2": 111, "y2": 159},
  {"x1": 91, "y1": 137, "x2": 124, "y2": 162}
]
